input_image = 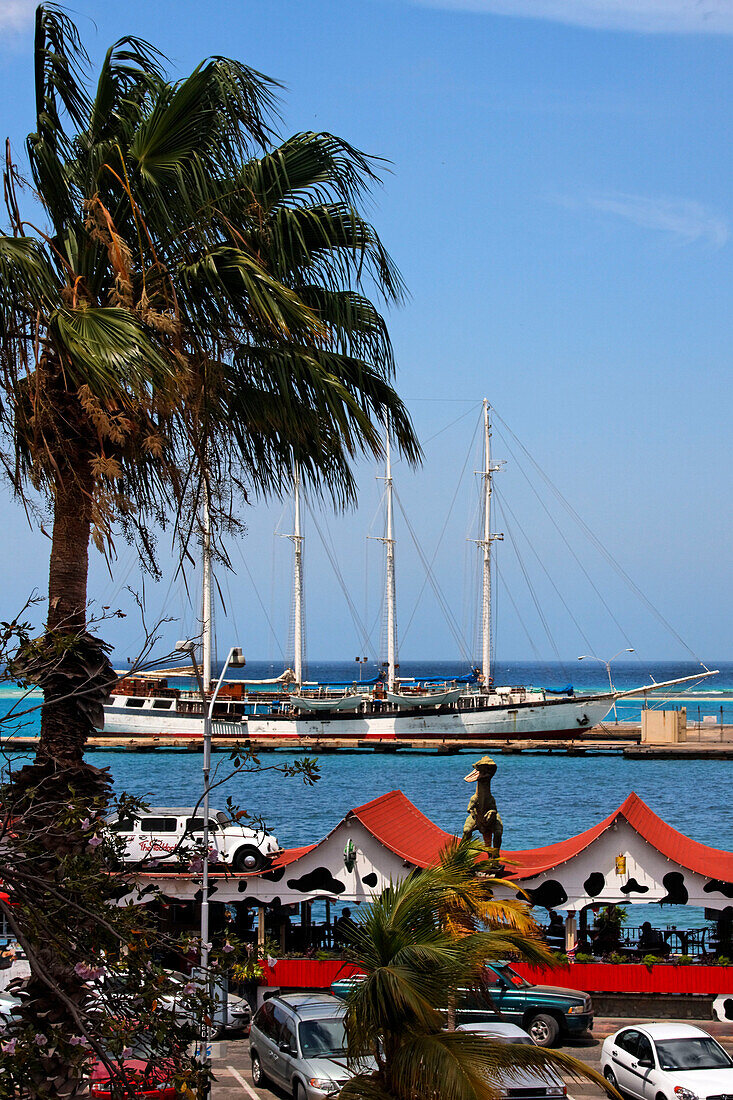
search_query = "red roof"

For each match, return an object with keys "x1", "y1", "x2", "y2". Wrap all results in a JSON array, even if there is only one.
[
  {"x1": 348, "y1": 790, "x2": 455, "y2": 868},
  {"x1": 266, "y1": 844, "x2": 317, "y2": 870},
  {"x1": 503, "y1": 791, "x2": 733, "y2": 883}
]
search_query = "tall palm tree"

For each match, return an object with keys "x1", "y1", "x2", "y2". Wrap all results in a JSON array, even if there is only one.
[
  {"x1": 340, "y1": 864, "x2": 612, "y2": 1100},
  {"x1": 0, "y1": 4, "x2": 420, "y2": 768},
  {"x1": 0, "y1": 8, "x2": 419, "y2": 1093}
]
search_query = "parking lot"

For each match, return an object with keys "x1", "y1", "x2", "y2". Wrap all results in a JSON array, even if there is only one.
[{"x1": 210, "y1": 1017, "x2": 733, "y2": 1100}]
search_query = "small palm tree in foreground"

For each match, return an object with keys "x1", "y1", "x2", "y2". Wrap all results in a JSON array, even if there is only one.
[{"x1": 339, "y1": 851, "x2": 612, "y2": 1100}]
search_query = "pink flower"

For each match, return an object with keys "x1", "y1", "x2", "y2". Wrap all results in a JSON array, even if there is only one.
[
  {"x1": 182, "y1": 983, "x2": 195, "y2": 996},
  {"x1": 87, "y1": 835, "x2": 102, "y2": 848},
  {"x1": 2, "y1": 1038, "x2": 16, "y2": 1054},
  {"x1": 80, "y1": 818, "x2": 91, "y2": 831},
  {"x1": 34, "y1": 1033, "x2": 47, "y2": 1046},
  {"x1": 74, "y1": 962, "x2": 104, "y2": 980},
  {"x1": 121, "y1": 1046, "x2": 133, "y2": 1058},
  {"x1": 208, "y1": 848, "x2": 219, "y2": 863},
  {"x1": 187, "y1": 857, "x2": 203, "y2": 874},
  {"x1": 69, "y1": 1036, "x2": 85, "y2": 1047},
  {"x1": 222, "y1": 942, "x2": 234, "y2": 953}
]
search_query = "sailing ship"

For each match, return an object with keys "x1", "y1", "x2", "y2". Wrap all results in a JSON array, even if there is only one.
[{"x1": 101, "y1": 402, "x2": 717, "y2": 739}]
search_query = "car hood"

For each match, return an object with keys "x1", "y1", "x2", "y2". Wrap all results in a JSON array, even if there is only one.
[
  {"x1": 530, "y1": 985, "x2": 587, "y2": 1003},
  {"x1": 663, "y1": 1068, "x2": 733, "y2": 1093},
  {"x1": 90, "y1": 1057, "x2": 174, "y2": 1083},
  {"x1": 305, "y1": 1053, "x2": 377, "y2": 1083}
]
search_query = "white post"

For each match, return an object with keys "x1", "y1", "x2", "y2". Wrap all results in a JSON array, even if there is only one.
[
  {"x1": 202, "y1": 484, "x2": 212, "y2": 695},
  {"x1": 481, "y1": 400, "x2": 492, "y2": 689},
  {"x1": 291, "y1": 462, "x2": 304, "y2": 686},
  {"x1": 384, "y1": 415, "x2": 397, "y2": 693}
]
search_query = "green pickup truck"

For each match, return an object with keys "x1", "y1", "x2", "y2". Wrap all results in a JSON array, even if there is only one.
[{"x1": 331, "y1": 961, "x2": 592, "y2": 1047}]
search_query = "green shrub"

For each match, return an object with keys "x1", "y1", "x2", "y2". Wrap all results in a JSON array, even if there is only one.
[
  {"x1": 575, "y1": 952, "x2": 594, "y2": 964},
  {"x1": 642, "y1": 954, "x2": 663, "y2": 967}
]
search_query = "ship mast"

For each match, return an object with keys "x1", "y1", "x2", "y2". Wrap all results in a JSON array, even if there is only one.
[
  {"x1": 291, "y1": 461, "x2": 304, "y2": 686},
  {"x1": 384, "y1": 415, "x2": 397, "y2": 692},
  {"x1": 479, "y1": 399, "x2": 503, "y2": 689},
  {"x1": 201, "y1": 481, "x2": 213, "y2": 694}
]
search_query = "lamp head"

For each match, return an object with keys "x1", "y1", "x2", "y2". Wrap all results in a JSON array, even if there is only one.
[
  {"x1": 229, "y1": 647, "x2": 246, "y2": 667},
  {"x1": 175, "y1": 639, "x2": 195, "y2": 653}
]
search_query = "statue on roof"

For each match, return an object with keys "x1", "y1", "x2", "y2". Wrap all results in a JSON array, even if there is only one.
[{"x1": 463, "y1": 756, "x2": 503, "y2": 856}]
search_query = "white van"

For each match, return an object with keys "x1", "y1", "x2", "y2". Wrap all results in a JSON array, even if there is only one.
[{"x1": 107, "y1": 807, "x2": 280, "y2": 871}]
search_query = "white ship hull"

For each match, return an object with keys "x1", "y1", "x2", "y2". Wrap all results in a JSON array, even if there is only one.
[{"x1": 100, "y1": 693, "x2": 613, "y2": 740}]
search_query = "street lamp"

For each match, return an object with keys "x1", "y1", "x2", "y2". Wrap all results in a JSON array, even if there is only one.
[
  {"x1": 578, "y1": 648, "x2": 635, "y2": 693},
  {"x1": 578, "y1": 649, "x2": 634, "y2": 722},
  {"x1": 175, "y1": 640, "x2": 245, "y2": 1084}
]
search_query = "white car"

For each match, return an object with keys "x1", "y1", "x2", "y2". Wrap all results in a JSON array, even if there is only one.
[
  {"x1": 601, "y1": 1023, "x2": 733, "y2": 1100},
  {"x1": 106, "y1": 807, "x2": 280, "y2": 871},
  {"x1": 90, "y1": 969, "x2": 251, "y2": 1039},
  {"x1": 456, "y1": 1022, "x2": 567, "y2": 1098}
]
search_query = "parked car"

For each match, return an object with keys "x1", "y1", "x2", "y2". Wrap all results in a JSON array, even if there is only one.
[
  {"x1": 0, "y1": 989, "x2": 21, "y2": 1024},
  {"x1": 249, "y1": 992, "x2": 375, "y2": 1100},
  {"x1": 601, "y1": 1022, "x2": 733, "y2": 1100},
  {"x1": 332, "y1": 961, "x2": 592, "y2": 1047},
  {"x1": 456, "y1": 1022, "x2": 567, "y2": 1099},
  {"x1": 106, "y1": 806, "x2": 280, "y2": 871},
  {"x1": 89, "y1": 1039, "x2": 179, "y2": 1098},
  {"x1": 89, "y1": 969, "x2": 251, "y2": 1039}
]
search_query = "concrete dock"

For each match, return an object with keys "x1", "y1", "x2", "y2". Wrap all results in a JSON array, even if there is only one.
[{"x1": 2, "y1": 723, "x2": 733, "y2": 756}]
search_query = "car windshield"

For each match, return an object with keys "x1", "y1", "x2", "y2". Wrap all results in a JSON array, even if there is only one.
[
  {"x1": 654, "y1": 1038, "x2": 733, "y2": 1071},
  {"x1": 494, "y1": 965, "x2": 528, "y2": 988},
  {"x1": 298, "y1": 1017, "x2": 347, "y2": 1057}
]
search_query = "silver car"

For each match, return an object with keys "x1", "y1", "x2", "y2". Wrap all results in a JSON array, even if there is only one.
[
  {"x1": 249, "y1": 993, "x2": 374, "y2": 1100},
  {"x1": 456, "y1": 1022, "x2": 567, "y2": 1099}
]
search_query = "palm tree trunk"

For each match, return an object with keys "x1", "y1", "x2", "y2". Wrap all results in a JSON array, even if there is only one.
[{"x1": 38, "y1": 462, "x2": 95, "y2": 765}]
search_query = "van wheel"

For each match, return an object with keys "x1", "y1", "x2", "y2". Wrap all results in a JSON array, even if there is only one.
[
  {"x1": 295, "y1": 1082, "x2": 307, "y2": 1100},
  {"x1": 527, "y1": 1013, "x2": 560, "y2": 1047},
  {"x1": 604, "y1": 1068, "x2": 618, "y2": 1089},
  {"x1": 251, "y1": 1051, "x2": 267, "y2": 1086},
  {"x1": 233, "y1": 845, "x2": 264, "y2": 872}
]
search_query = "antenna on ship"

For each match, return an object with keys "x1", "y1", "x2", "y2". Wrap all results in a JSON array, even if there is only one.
[{"x1": 478, "y1": 399, "x2": 503, "y2": 690}]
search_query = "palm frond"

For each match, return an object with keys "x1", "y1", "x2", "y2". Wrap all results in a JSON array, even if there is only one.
[{"x1": 48, "y1": 306, "x2": 179, "y2": 400}]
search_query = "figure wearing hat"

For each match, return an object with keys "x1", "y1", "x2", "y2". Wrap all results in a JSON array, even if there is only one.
[{"x1": 463, "y1": 756, "x2": 503, "y2": 856}]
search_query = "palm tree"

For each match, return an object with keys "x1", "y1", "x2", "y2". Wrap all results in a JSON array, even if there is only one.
[
  {"x1": 339, "y1": 861, "x2": 612, "y2": 1100},
  {"x1": 0, "y1": 5, "x2": 420, "y2": 770},
  {"x1": 0, "y1": 8, "x2": 419, "y2": 1093}
]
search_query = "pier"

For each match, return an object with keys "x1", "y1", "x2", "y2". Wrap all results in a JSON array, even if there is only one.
[{"x1": 3, "y1": 723, "x2": 733, "y2": 756}]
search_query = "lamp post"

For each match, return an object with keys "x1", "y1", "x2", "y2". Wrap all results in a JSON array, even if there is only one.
[
  {"x1": 175, "y1": 640, "x2": 246, "y2": 1087},
  {"x1": 578, "y1": 649, "x2": 634, "y2": 722}
]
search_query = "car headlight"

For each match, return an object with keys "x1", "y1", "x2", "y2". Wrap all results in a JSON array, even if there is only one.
[
  {"x1": 309, "y1": 1078, "x2": 336, "y2": 1092},
  {"x1": 674, "y1": 1089, "x2": 698, "y2": 1100},
  {"x1": 567, "y1": 1004, "x2": 587, "y2": 1013}
]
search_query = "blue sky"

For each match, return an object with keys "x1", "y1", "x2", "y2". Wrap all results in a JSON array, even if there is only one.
[{"x1": 0, "y1": 0, "x2": 731, "y2": 667}]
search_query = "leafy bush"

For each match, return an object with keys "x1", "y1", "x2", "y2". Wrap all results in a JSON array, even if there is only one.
[
  {"x1": 642, "y1": 954, "x2": 663, "y2": 967},
  {"x1": 574, "y1": 952, "x2": 595, "y2": 964}
]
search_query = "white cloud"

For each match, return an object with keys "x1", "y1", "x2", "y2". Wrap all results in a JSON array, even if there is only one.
[
  {"x1": 582, "y1": 192, "x2": 729, "y2": 247},
  {"x1": 410, "y1": 0, "x2": 733, "y2": 35},
  {"x1": 0, "y1": 0, "x2": 35, "y2": 33}
]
